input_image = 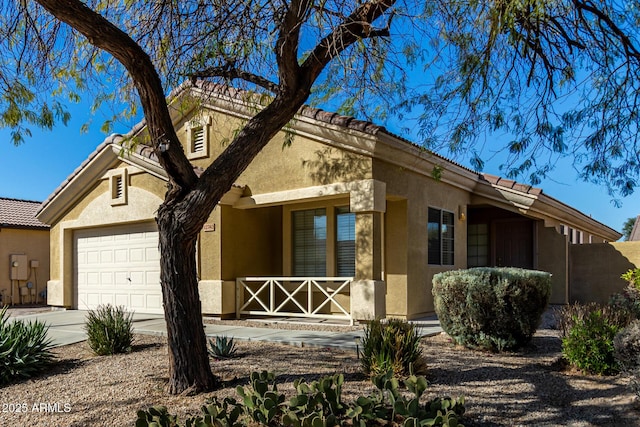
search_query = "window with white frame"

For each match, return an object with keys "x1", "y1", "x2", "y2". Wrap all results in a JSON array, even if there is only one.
[
  {"x1": 292, "y1": 208, "x2": 327, "y2": 276},
  {"x1": 336, "y1": 206, "x2": 355, "y2": 277},
  {"x1": 428, "y1": 207, "x2": 454, "y2": 265}
]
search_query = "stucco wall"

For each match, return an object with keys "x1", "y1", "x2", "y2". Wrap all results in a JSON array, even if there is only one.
[
  {"x1": 537, "y1": 225, "x2": 569, "y2": 304},
  {"x1": 221, "y1": 205, "x2": 283, "y2": 279},
  {"x1": 175, "y1": 107, "x2": 373, "y2": 195},
  {"x1": 0, "y1": 228, "x2": 50, "y2": 305},
  {"x1": 570, "y1": 242, "x2": 639, "y2": 303},
  {"x1": 385, "y1": 199, "x2": 408, "y2": 317},
  {"x1": 374, "y1": 160, "x2": 471, "y2": 319}
]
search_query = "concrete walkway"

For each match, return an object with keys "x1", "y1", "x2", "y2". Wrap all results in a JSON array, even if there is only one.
[{"x1": 7, "y1": 308, "x2": 443, "y2": 352}]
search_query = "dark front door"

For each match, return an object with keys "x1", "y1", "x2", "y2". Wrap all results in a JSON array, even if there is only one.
[{"x1": 494, "y1": 219, "x2": 533, "y2": 268}]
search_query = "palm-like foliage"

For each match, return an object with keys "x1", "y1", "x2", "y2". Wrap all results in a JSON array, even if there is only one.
[
  {"x1": 85, "y1": 304, "x2": 134, "y2": 356},
  {"x1": 359, "y1": 318, "x2": 425, "y2": 379},
  {"x1": 0, "y1": 306, "x2": 54, "y2": 385}
]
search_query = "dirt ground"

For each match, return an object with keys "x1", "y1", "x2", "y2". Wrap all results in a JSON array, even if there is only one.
[{"x1": 0, "y1": 323, "x2": 638, "y2": 426}]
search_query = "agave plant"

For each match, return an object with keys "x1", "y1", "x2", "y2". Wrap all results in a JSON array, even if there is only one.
[
  {"x1": 0, "y1": 306, "x2": 54, "y2": 385},
  {"x1": 207, "y1": 335, "x2": 238, "y2": 359}
]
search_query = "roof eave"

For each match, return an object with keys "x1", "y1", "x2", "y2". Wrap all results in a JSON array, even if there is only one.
[
  {"x1": 472, "y1": 178, "x2": 621, "y2": 241},
  {"x1": 36, "y1": 141, "x2": 120, "y2": 225}
]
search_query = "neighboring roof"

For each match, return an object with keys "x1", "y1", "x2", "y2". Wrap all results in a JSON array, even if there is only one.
[
  {"x1": 628, "y1": 216, "x2": 640, "y2": 241},
  {"x1": 0, "y1": 197, "x2": 49, "y2": 229}
]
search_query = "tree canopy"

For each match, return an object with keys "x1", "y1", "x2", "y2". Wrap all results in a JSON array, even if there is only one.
[
  {"x1": 623, "y1": 217, "x2": 637, "y2": 240},
  {"x1": 2, "y1": 0, "x2": 640, "y2": 394},
  {"x1": 410, "y1": 0, "x2": 640, "y2": 201},
  {"x1": 2, "y1": 1, "x2": 640, "y2": 200}
]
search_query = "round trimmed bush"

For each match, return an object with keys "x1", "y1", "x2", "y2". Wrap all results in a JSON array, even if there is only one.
[{"x1": 432, "y1": 267, "x2": 551, "y2": 351}]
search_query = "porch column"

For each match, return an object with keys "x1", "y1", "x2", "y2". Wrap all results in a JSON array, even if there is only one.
[{"x1": 350, "y1": 180, "x2": 386, "y2": 321}]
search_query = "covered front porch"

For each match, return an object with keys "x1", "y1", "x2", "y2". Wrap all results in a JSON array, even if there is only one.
[{"x1": 197, "y1": 179, "x2": 387, "y2": 323}]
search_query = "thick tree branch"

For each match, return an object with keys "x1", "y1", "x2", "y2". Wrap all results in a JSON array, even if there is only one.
[
  {"x1": 302, "y1": 0, "x2": 395, "y2": 81},
  {"x1": 33, "y1": 0, "x2": 198, "y2": 192},
  {"x1": 275, "y1": 0, "x2": 313, "y2": 93},
  {"x1": 189, "y1": 66, "x2": 279, "y2": 94}
]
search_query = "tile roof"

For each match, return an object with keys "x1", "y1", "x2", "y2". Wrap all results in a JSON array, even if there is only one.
[
  {"x1": 480, "y1": 173, "x2": 543, "y2": 196},
  {"x1": 0, "y1": 197, "x2": 49, "y2": 229},
  {"x1": 628, "y1": 215, "x2": 640, "y2": 241}
]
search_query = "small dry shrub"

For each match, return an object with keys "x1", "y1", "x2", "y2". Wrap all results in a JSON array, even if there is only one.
[
  {"x1": 614, "y1": 319, "x2": 640, "y2": 399},
  {"x1": 556, "y1": 302, "x2": 634, "y2": 340}
]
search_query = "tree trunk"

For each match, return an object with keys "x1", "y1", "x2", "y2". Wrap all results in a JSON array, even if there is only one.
[{"x1": 157, "y1": 204, "x2": 216, "y2": 394}]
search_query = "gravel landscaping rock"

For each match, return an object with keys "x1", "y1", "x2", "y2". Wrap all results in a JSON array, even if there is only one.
[{"x1": 0, "y1": 323, "x2": 638, "y2": 426}]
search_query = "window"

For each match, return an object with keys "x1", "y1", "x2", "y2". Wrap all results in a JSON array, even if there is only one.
[
  {"x1": 292, "y1": 209, "x2": 327, "y2": 276},
  {"x1": 428, "y1": 208, "x2": 454, "y2": 265},
  {"x1": 336, "y1": 207, "x2": 355, "y2": 277},
  {"x1": 467, "y1": 223, "x2": 488, "y2": 267}
]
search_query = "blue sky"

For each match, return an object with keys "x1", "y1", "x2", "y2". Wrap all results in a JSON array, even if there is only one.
[{"x1": 1, "y1": 98, "x2": 639, "y2": 237}]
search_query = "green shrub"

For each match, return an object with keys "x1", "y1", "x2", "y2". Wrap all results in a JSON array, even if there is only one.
[
  {"x1": 621, "y1": 268, "x2": 640, "y2": 291},
  {"x1": 614, "y1": 319, "x2": 640, "y2": 399},
  {"x1": 359, "y1": 318, "x2": 426, "y2": 379},
  {"x1": 136, "y1": 370, "x2": 465, "y2": 427},
  {"x1": 562, "y1": 309, "x2": 621, "y2": 375},
  {"x1": 85, "y1": 304, "x2": 134, "y2": 355},
  {"x1": 556, "y1": 301, "x2": 634, "y2": 341},
  {"x1": 208, "y1": 335, "x2": 238, "y2": 359},
  {"x1": 607, "y1": 269, "x2": 640, "y2": 322},
  {"x1": 0, "y1": 306, "x2": 54, "y2": 385},
  {"x1": 432, "y1": 267, "x2": 551, "y2": 351}
]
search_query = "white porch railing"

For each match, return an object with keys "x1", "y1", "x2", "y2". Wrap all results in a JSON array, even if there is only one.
[{"x1": 236, "y1": 277, "x2": 354, "y2": 325}]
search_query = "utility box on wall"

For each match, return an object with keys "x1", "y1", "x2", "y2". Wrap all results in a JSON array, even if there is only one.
[{"x1": 10, "y1": 254, "x2": 28, "y2": 281}]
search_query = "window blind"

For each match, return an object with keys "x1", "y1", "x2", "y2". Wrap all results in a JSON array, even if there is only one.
[{"x1": 336, "y1": 207, "x2": 355, "y2": 277}]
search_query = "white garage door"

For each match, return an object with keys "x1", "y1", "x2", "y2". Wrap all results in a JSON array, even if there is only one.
[{"x1": 75, "y1": 223, "x2": 163, "y2": 314}]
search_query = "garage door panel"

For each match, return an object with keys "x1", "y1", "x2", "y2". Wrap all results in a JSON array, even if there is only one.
[
  {"x1": 86, "y1": 250, "x2": 99, "y2": 264},
  {"x1": 146, "y1": 248, "x2": 160, "y2": 262},
  {"x1": 128, "y1": 271, "x2": 145, "y2": 285},
  {"x1": 146, "y1": 271, "x2": 160, "y2": 285},
  {"x1": 100, "y1": 250, "x2": 113, "y2": 263},
  {"x1": 86, "y1": 272, "x2": 99, "y2": 285},
  {"x1": 146, "y1": 294, "x2": 162, "y2": 311},
  {"x1": 75, "y1": 223, "x2": 162, "y2": 314},
  {"x1": 114, "y1": 249, "x2": 128, "y2": 262},
  {"x1": 86, "y1": 293, "x2": 101, "y2": 308},
  {"x1": 130, "y1": 248, "x2": 145, "y2": 262},
  {"x1": 115, "y1": 294, "x2": 129, "y2": 307},
  {"x1": 130, "y1": 294, "x2": 146, "y2": 309}
]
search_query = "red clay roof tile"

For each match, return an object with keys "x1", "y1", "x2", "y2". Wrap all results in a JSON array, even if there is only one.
[{"x1": 0, "y1": 197, "x2": 49, "y2": 229}]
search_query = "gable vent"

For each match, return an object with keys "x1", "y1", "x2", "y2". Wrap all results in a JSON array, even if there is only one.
[
  {"x1": 114, "y1": 175, "x2": 124, "y2": 199},
  {"x1": 192, "y1": 127, "x2": 205, "y2": 152}
]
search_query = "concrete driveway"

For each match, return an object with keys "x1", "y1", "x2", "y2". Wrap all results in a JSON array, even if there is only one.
[
  {"x1": 7, "y1": 309, "x2": 165, "y2": 347},
  {"x1": 7, "y1": 308, "x2": 441, "y2": 351}
]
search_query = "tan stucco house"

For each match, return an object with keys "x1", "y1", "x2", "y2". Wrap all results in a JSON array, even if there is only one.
[
  {"x1": 0, "y1": 197, "x2": 50, "y2": 306},
  {"x1": 36, "y1": 84, "x2": 621, "y2": 321}
]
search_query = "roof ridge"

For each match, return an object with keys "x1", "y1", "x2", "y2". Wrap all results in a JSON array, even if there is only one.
[{"x1": 0, "y1": 196, "x2": 43, "y2": 204}]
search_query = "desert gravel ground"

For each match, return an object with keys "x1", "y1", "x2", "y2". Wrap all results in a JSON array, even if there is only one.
[{"x1": 0, "y1": 320, "x2": 638, "y2": 426}]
